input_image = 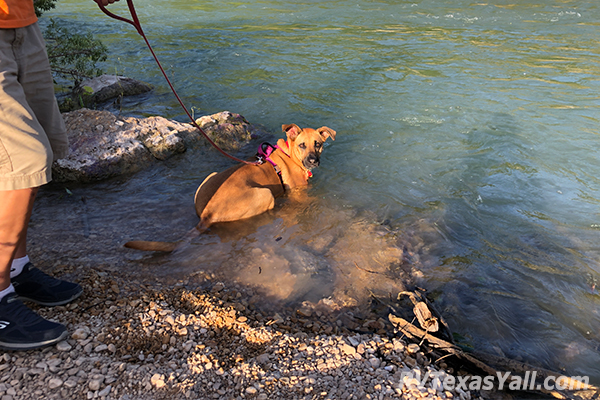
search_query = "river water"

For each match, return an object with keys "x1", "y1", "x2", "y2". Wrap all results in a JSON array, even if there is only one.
[{"x1": 45, "y1": 0, "x2": 600, "y2": 382}]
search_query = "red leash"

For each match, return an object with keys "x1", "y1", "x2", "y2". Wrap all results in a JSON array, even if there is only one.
[{"x1": 94, "y1": 0, "x2": 259, "y2": 166}]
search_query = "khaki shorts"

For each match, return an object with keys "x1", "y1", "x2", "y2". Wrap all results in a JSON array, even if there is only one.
[{"x1": 0, "y1": 23, "x2": 68, "y2": 191}]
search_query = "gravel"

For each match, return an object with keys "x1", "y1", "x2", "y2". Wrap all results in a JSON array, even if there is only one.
[{"x1": 0, "y1": 266, "x2": 483, "y2": 400}]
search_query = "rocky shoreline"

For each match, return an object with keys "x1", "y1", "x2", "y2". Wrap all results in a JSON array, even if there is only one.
[
  {"x1": 0, "y1": 263, "x2": 476, "y2": 400},
  {"x1": 2, "y1": 108, "x2": 477, "y2": 400},
  {"x1": 53, "y1": 108, "x2": 268, "y2": 183}
]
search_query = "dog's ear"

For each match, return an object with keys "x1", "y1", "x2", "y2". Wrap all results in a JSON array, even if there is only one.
[
  {"x1": 317, "y1": 126, "x2": 336, "y2": 141},
  {"x1": 282, "y1": 124, "x2": 302, "y2": 141}
]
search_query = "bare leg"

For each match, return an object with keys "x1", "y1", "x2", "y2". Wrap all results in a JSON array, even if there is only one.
[{"x1": 0, "y1": 188, "x2": 38, "y2": 291}]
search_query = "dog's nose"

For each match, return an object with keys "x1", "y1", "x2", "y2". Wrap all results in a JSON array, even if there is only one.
[{"x1": 306, "y1": 154, "x2": 320, "y2": 168}]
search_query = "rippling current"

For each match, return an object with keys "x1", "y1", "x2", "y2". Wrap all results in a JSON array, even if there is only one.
[{"x1": 44, "y1": 0, "x2": 600, "y2": 381}]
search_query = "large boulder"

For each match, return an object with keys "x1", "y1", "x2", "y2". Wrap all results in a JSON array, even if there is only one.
[{"x1": 52, "y1": 109, "x2": 267, "y2": 183}]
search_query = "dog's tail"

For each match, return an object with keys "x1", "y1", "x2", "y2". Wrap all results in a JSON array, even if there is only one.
[
  {"x1": 124, "y1": 240, "x2": 179, "y2": 252},
  {"x1": 123, "y1": 224, "x2": 208, "y2": 253}
]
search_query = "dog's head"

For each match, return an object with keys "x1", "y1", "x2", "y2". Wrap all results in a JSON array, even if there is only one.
[{"x1": 282, "y1": 124, "x2": 336, "y2": 170}]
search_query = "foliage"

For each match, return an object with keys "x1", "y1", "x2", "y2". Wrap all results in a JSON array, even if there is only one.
[
  {"x1": 33, "y1": 0, "x2": 56, "y2": 17},
  {"x1": 35, "y1": 0, "x2": 109, "y2": 85},
  {"x1": 43, "y1": 19, "x2": 108, "y2": 84}
]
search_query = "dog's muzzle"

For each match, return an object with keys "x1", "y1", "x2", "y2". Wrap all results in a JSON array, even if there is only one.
[{"x1": 304, "y1": 154, "x2": 320, "y2": 170}]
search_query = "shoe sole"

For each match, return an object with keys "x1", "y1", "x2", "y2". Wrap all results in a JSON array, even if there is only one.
[
  {"x1": 0, "y1": 329, "x2": 69, "y2": 351},
  {"x1": 16, "y1": 289, "x2": 83, "y2": 307}
]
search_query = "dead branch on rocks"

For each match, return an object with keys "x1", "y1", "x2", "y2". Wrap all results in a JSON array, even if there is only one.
[
  {"x1": 389, "y1": 290, "x2": 599, "y2": 400},
  {"x1": 397, "y1": 290, "x2": 454, "y2": 344}
]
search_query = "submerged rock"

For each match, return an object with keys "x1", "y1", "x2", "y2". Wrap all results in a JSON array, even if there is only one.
[
  {"x1": 70, "y1": 75, "x2": 153, "y2": 109},
  {"x1": 52, "y1": 109, "x2": 266, "y2": 183},
  {"x1": 195, "y1": 111, "x2": 256, "y2": 152}
]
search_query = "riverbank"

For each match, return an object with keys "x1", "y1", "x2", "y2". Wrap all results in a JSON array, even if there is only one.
[{"x1": 0, "y1": 260, "x2": 476, "y2": 400}]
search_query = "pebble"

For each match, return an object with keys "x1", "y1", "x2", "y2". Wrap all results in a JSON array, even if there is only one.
[
  {"x1": 393, "y1": 338, "x2": 405, "y2": 353},
  {"x1": 348, "y1": 336, "x2": 360, "y2": 347},
  {"x1": 64, "y1": 377, "x2": 78, "y2": 388},
  {"x1": 211, "y1": 282, "x2": 225, "y2": 292},
  {"x1": 297, "y1": 307, "x2": 312, "y2": 317},
  {"x1": 56, "y1": 341, "x2": 72, "y2": 352},
  {"x1": 98, "y1": 385, "x2": 112, "y2": 396},
  {"x1": 256, "y1": 353, "x2": 270, "y2": 364},
  {"x1": 151, "y1": 374, "x2": 166, "y2": 389},
  {"x1": 88, "y1": 379, "x2": 102, "y2": 391},
  {"x1": 72, "y1": 328, "x2": 89, "y2": 341},
  {"x1": 369, "y1": 357, "x2": 381, "y2": 368},
  {"x1": 407, "y1": 343, "x2": 420, "y2": 354},
  {"x1": 94, "y1": 344, "x2": 108, "y2": 352},
  {"x1": 48, "y1": 378, "x2": 63, "y2": 389},
  {"x1": 341, "y1": 343, "x2": 356, "y2": 356},
  {"x1": 356, "y1": 342, "x2": 366, "y2": 354}
]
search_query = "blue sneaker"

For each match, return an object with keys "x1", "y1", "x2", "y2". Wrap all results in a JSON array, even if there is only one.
[
  {"x1": 0, "y1": 292, "x2": 68, "y2": 350},
  {"x1": 12, "y1": 263, "x2": 82, "y2": 307}
]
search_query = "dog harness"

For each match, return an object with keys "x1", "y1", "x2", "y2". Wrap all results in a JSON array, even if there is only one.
[
  {"x1": 257, "y1": 142, "x2": 282, "y2": 170},
  {"x1": 257, "y1": 142, "x2": 285, "y2": 189}
]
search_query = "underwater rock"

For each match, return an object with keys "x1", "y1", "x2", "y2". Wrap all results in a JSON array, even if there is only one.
[
  {"x1": 71, "y1": 75, "x2": 153, "y2": 109},
  {"x1": 195, "y1": 111, "x2": 257, "y2": 152},
  {"x1": 52, "y1": 109, "x2": 265, "y2": 183}
]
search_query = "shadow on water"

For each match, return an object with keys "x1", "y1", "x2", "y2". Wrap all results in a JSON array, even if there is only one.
[{"x1": 389, "y1": 112, "x2": 600, "y2": 380}]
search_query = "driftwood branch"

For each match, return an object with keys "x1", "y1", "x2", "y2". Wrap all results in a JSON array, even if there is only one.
[
  {"x1": 397, "y1": 290, "x2": 454, "y2": 344},
  {"x1": 389, "y1": 314, "x2": 497, "y2": 376},
  {"x1": 389, "y1": 312, "x2": 598, "y2": 399}
]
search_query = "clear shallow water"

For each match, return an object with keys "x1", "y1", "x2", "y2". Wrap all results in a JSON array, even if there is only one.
[{"x1": 45, "y1": 0, "x2": 600, "y2": 381}]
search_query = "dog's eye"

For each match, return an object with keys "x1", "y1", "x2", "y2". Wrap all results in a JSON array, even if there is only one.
[
  {"x1": 315, "y1": 142, "x2": 322, "y2": 149},
  {"x1": 299, "y1": 143, "x2": 306, "y2": 149}
]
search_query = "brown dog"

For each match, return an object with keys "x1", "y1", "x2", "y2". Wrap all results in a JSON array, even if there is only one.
[{"x1": 124, "y1": 123, "x2": 336, "y2": 252}]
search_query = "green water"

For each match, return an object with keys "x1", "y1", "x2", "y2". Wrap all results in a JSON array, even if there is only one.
[{"x1": 45, "y1": 0, "x2": 600, "y2": 381}]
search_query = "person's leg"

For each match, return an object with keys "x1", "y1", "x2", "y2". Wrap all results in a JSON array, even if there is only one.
[
  {"x1": 0, "y1": 22, "x2": 84, "y2": 307},
  {"x1": 0, "y1": 186, "x2": 81, "y2": 306},
  {"x1": 0, "y1": 25, "x2": 78, "y2": 350},
  {"x1": 0, "y1": 188, "x2": 37, "y2": 293},
  {"x1": 14, "y1": 227, "x2": 28, "y2": 260},
  {"x1": 0, "y1": 187, "x2": 69, "y2": 350}
]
